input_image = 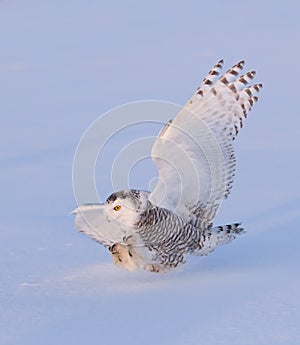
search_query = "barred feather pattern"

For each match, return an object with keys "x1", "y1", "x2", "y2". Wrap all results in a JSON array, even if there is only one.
[
  {"x1": 149, "y1": 60, "x2": 262, "y2": 229},
  {"x1": 183, "y1": 60, "x2": 262, "y2": 222},
  {"x1": 136, "y1": 204, "x2": 243, "y2": 271}
]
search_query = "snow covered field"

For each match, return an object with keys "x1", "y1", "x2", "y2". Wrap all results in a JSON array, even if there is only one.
[{"x1": 1, "y1": 1, "x2": 300, "y2": 344}]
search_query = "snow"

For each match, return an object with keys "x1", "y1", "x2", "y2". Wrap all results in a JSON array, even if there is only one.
[{"x1": 1, "y1": 1, "x2": 300, "y2": 344}]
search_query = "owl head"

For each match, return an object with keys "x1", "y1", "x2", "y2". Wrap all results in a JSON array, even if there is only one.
[{"x1": 104, "y1": 189, "x2": 151, "y2": 227}]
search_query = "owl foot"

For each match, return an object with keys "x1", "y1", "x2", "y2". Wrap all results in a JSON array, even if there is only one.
[
  {"x1": 109, "y1": 243, "x2": 137, "y2": 271},
  {"x1": 109, "y1": 242, "x2": 149, "y2": 272}
]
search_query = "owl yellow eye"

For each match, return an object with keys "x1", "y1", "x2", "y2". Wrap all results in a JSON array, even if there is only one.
[{"x1": 113, "y1": 205, "x2": 121, "y2": 211}]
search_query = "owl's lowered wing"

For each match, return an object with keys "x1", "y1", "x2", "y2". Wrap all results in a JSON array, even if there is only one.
[
  {"x1": 149, "y1": 60, "x2": 262, "y2": 225},
  {"x1": 71, "y1": 204, "x2": 129, "y2": 247}
]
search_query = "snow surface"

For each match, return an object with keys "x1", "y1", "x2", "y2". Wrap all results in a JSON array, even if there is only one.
[{"x1": 1, "y1": 1, "x2": 300, "y2": 344}]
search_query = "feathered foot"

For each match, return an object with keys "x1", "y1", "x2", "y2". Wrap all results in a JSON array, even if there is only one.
[{"x1": 109, "y1": 235, "x2": 151, "y2": 272}]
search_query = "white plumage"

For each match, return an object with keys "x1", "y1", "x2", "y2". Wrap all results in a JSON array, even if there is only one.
[{"x1": 71, "y1": 60, "x2": 262, "y2": 272}]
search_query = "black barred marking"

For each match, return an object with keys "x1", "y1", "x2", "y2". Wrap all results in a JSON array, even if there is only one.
[
  {"x1": 247, "y1": 71, "x2": 256, "y2": 78},
  {"x1": 106, "y1": 193, "x2": 118, "y2": 203},
  {"x1": 211, "y1": 87, "x2": 217, "y2": 95},
  {"x1": 204, "y1": 79, "x2": 213, "y2": 85},
  {"x1": 199, "y1": 60, "x2": 225, "y2": 90},
  {"x1": 241, "y1": 103, "x2": 247, "y2": 117},
  {"x1": 239, "y1": 77, "x2": 248, "y2": 85},
  {"x1": 211, "y1": 60, "x2": 224, "y2": 72},
  {"x1": 225, "y1": 60, "x2": 245, "y2": 74},
  {"x1": 254, "y1": 84, "x2": 260, "y2": 92},
  {"x1": 197, "y1": 89, "x2": 204, "y2": 96},
  {"x1": 220, "y1": 76, "x2": 229, "y2": 84},
  {"x1": 210, "y1": 70, "x2": 219, "y2": 76},
  {"x1": 245, "y1": 88, "x2": 252, "y2": 96},
  {"x1": 240, "y1": 117, "x2": 243, "y2": 127},
  {"x1": 229, "y1": 83, "x2": 237, "y2": 93},
  {"x1": 234, "y1": 125, "x2": 239, "y2": 136},
  {"x1": 230, "y1": 69, "x2": 239, "y2": 76}
]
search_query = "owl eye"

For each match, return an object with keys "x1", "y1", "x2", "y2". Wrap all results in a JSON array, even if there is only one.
[{"x1": 113, "y1": 205, "x2": 121, "y2": 211}]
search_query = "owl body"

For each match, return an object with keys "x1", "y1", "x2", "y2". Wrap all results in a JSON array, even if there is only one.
[{"x1": 102, "y1": 190, "x2": 243, "y2": 272}]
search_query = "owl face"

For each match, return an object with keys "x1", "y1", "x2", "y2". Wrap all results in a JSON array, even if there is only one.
[{"x1": 105, "y1": 190, "x2": 150, "y2": 227}]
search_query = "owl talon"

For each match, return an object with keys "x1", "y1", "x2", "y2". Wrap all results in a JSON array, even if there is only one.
[{"x1": 109, "y1": 244, "x2": 118, "y2": 255}]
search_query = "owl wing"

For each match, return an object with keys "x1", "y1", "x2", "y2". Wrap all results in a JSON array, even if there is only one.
[
  {"x1": 149, "y1": 60, "x2": 262, "y2": 225},
  {"x1": 71, "y1": 204, "x2": 129, "y2": 247}
]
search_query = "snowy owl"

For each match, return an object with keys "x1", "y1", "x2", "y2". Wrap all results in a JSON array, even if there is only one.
[{"x1": 71, "y1": 60, "x2": 262, "y2": 272}]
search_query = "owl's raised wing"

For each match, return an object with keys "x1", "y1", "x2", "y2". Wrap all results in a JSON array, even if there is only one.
[
  {"x1": 71, "y1": 204, "x2": 128, "y2": 247},
  {"x1": 149, "y1": 60, "x2": 262, "y2": 225}
]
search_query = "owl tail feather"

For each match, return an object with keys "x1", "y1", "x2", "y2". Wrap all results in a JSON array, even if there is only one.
[{"x1": 194, "y1": 222, "x2": 245, "y2": 256}]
